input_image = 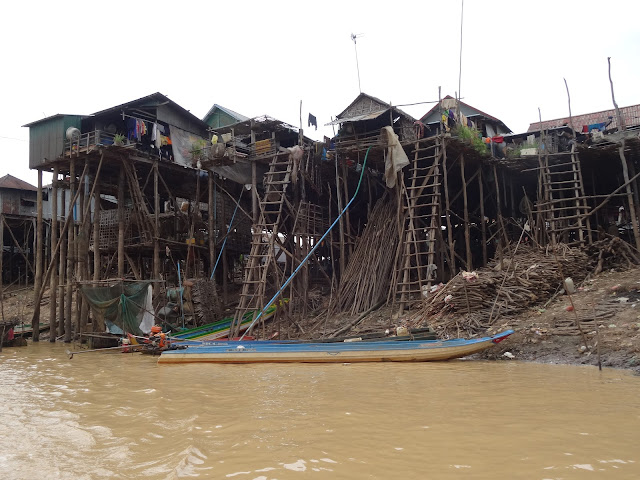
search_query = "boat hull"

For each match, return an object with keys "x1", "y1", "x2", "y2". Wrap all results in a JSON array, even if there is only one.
[{"x1": 157, "y1": 330, "x2": 513, "y2": 364}]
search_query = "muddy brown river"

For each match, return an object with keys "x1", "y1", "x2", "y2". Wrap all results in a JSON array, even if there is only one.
[{"x1": 1, "y1": 343, "x2": 639, "y2": 479}]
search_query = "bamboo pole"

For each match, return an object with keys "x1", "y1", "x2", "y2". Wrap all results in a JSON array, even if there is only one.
[
  {"x1": 32, "y1": 169, "x2": 44, "y2": 341},
  {"x1": 608, "y1": 57, "x2": 640, "y2": 251},
  {"x1": 92, "y1": 172, "x2": 101, "y2": 283},
  {"x1": 442, "y1": 143, "x2": 456, "y2": 278},
  {"x1": 49, "y1": 167, "x2": 58, "y2": 342},
  {"x1": 117, "y1": 166, "x2": 125, "y2": 277},
  {"x1": 153, "y1": 162, "x2": 160, "y2": 291},
  {"x1": 75, "y1": 168, "x2": 87, "y2": 334},
  {"x1": 65, "y1": 160, "x2": 75, "y2": 342},
  {"x1": 2, "y1": 217, "x2": 34, "y2": 275},
  {"x1": 0, "y1": 214, "x2": 3, "y2": 322},
  {"x1": 478, "y1": 166, "x2": 487, "y2": 266},
  {"x1": 58, "y1": 182, "x2": 66, "y2": 338},
  {"x1": 208, "y1": 171, "x2": 215, "y2": 278},
  {"x1": 460, "y1": 154, "x2": 472, "y2": 270},
  {"x1": 30, "y1": 160, "x2": 89, "y2": 339}
]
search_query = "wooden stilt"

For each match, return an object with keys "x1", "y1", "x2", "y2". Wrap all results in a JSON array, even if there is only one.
[
  {"x1": 221, "y1": 185, "x2": 228, "y2": 304},
  {"x1": 208, "y1": 171, "x2": 215, "y2": 276},
  {"x1": 0, "y1": 214, "x2": 3, "y2": 322},
  {"x1": 442, "y1": 144, "x2": 456, "y2": 278},
  {"x1": 93, "y1": 172, "x2": 101, "y2": 283},
  {"x1": 65, "y1": 160, "x2": 75, "y2": 342},
  {"x1": 608, "y1": 57, "x2": 640, "y2": 251},
  {"x1": 478, "y1": 166, "x2": 487, "y2": 266},
  {"x1": 117, "y1": 165, "x2": 125, "y2": 278},
  {"x1": 75, "y1": 168, "x2": 85, "y2": 334},
  {"x1": 49, "y1": 167, "x2": 58, "y2": 341},
  {"x1": 460, "y1": 155, "x2": 472, "y2": 270},
  {"x1": 153, "y1": 162, "x2": 160, "y2": 292},
  {"x1": 58, "y1": 183, "x2": 66, "y2": 338},
  {"x1": 32, "y1": 169, "x2": 44, "y2": 341},
  {"x1": 493, "y1": 164, "x2": 508, "y2": 250}
]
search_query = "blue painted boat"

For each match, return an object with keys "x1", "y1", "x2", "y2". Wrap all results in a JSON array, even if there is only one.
[{"x1": 157, "y1": 330, "x2": 514, "y2": 364}]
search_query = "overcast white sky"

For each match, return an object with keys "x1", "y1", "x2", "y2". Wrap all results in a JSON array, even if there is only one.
[{"x1": 2, "y1": 0, "x2": 639, "y2": 186}]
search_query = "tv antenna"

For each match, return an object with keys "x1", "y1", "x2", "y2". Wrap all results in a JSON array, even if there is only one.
[{"x1": 351, "y1": 33, "x2": 364, "y2": 93}]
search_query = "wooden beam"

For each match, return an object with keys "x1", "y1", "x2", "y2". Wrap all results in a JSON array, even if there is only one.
[
  {"x1": 460, "y1": 154, "x2": 472, "y2": 271},
  {"x1": 118, "y1": 165, "x2": 125, "y2": 278},
  {"x1": 65, "y1": 159, "x2": 76, "y2": 342},
  {"x1": 49, "y1": 166, "x2": 58, "y2": 342}
]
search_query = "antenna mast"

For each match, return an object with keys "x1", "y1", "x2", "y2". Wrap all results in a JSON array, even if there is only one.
[{"x1": 351, "y1": 33, "x2": 363, "y2": 93}]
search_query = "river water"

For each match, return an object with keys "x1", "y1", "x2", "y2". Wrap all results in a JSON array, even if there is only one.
[{"x1": 1, "y1": 343, "x2": 639, "y2": 479}]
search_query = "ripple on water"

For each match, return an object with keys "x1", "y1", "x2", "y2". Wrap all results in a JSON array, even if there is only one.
[{"x1": 1, "y1": 344, "x2": 640, "y2": 479}]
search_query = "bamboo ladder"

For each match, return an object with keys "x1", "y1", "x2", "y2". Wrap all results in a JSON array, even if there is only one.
[
  {"x1": 538, "y1": 145, "x2": 592, "y2": 245},
  {"x1": 393, "y1": 136, "x2": 443, "y2": 312},
  {"x1": 233, "y1": 153, "x2": 293, "y2": 326}
]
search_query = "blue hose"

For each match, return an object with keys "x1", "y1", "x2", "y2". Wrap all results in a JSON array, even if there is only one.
[{"x1": 239, "y1": 146, "x2": 373, "y2": 339}]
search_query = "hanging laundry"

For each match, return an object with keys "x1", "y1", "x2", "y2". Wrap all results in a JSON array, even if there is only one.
[
  {"x1": 308, "y1": 113, "x2": 317, "y2": 130},
  {"x1": 460, "y1": 113, "x2": 468, "y2": 127}
]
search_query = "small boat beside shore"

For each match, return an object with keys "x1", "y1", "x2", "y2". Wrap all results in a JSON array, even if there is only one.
[{"x1": 157, "y1": 330, "x2": 513, "y2": 364}]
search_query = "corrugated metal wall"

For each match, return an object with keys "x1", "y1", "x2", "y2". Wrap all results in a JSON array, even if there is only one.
[{"x1": 28, "y1": 115, "x2": 82, "y2": 168}]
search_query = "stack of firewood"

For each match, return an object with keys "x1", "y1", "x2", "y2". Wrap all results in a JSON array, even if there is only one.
[
  {"x1": 333, "y1": 195, "x2": 399, "y2": 315},
  {"x1": 191, "y1": 278, "x2": 223, "y2": 325},
  {"x1": 412, "y1": 245, "x2": 590, "y2": 337},
  {"x1": 584, "y1": 236, "x2": 640, "y2": 274}
]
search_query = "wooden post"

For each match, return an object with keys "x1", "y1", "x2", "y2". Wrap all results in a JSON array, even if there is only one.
[
  {"x1": 442, "y1": 144, "x2": 456, "y2": 278},
  {"x1": 58, "y1": 183, "x2": 66, "y2": 338},
  {"x1": 153, "y1": 162, "x2": 160, "y2": 289},
  {"x1": 252, "y1": 160, "x2": 258, "y2": 224},
  {"x1": 93, "y1": 172, "x2": 101, "y2": 282},
  {"x1": 460, "y1": 155, "x2": 472, "y2": 270},
  {"x1": 0, "y1": 214, "x2": 3, "y2": 321},
  {"x1": 335, "y1": 151, "x2": 345, "y2": 279},
  {"x1": 608, "y1": 57, "x2": 640, "y2": 251},
  {"x1": 478, "y1": 166, "x2": 487, "y2": 266},
  {"x1": 493, "y1": 164, "x2": 508, "y2": 249},
  {"x1": 49, "y1": 167, "x2": 58, "y2": 341},
  {"x1": 30, "y1": 160, "x2": 89, "y2": 336},
  {"x1": 31, "y1": 169, "x2": 44, "y2": 341},
  {"x1": 75, "y1": 169, "x2": 85, "y2": 334},
  {"x1": 65, "y1": 160, "x2": 75, "y2": 342},
  {"x1": 221, "y1": 182, "x2": 228, "y2": 304},
  {"x1": 208, "y1": 171, "x2": 215, "y2": 275},
  {"x1": 118, "y1": 165, "x2": 125, "y2": 277}
]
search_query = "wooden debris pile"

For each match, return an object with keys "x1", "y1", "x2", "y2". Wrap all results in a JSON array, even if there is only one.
[
  {"x1": 413, "y1": 245, "x2": 590, "y2": 337},
  {"x1": 332, "y1": 195, "x2": 398, "y2": 315},
  {"x1": 584, "y1": 236, "x2": 640, "y2": 275},
  {"x1": 191, "y1": 278, "x2": 223, "y2": 325}
]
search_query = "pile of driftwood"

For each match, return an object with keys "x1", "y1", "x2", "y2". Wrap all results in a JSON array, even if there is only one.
[
  {"x1": 412, "y1": 245, "x2": 590, "y2": 337},
  {"x1": 332, "y1": 195, "x2": 398, "y2": 315},
  {"x1": 584, "y1": 236, "x2": 640, "y2": 275}
]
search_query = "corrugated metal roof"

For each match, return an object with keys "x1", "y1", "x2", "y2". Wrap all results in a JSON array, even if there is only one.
[
  {"x1": 325, "y1": 109, "x2": 387, "y2": 126},
  {"x1": 22, "y1": 113, "x2": 84, "y2": 128},
  {"x1": 0, "y1": 174, "x2": 37, "y2": 191},
  {"x1": 202, "y1": 104, "x2": 249, "y2": 123}
]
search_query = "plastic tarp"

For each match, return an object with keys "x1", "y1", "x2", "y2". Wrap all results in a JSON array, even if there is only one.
[
  {"x1": 81, "y1": 282, "x2": 153, "y2": 336},
  {"x1": 171, "y1": 126, "x2": 207, "y2": 168},
  {"x1": 380, "y1": 126, "x2": 409, "y2": 188}
]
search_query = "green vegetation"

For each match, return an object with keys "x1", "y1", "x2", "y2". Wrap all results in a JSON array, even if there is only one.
[
  {"x1": 455, "y1": 125, "x2": 488, "y2": 156},
  {"x1": 113, "y1": 133, "x2": 126, "y2": 146}
]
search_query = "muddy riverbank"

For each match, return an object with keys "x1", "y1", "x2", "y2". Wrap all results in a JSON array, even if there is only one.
[{"x1": 3, "y1": 267, "x2": 640, "y2": 374}]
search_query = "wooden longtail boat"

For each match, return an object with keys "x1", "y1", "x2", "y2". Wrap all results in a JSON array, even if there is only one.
[
  {"x1": 157, "y1": 330, "x2": 513, "y2": 364},
  {"x1": 170, "y1": 303, "x2": 283, "y2": 342}
]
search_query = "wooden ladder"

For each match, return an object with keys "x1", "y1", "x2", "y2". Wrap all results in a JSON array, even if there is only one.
[
  {"x1": 538, "y1": 147, "x2": 592, "y2": 246},
  {"x1": 393, "y1": 137, "x2": 442, "y2": 311},
  {"x1": 233, "y1": 154, "x2": 293, "y2": 325}
]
